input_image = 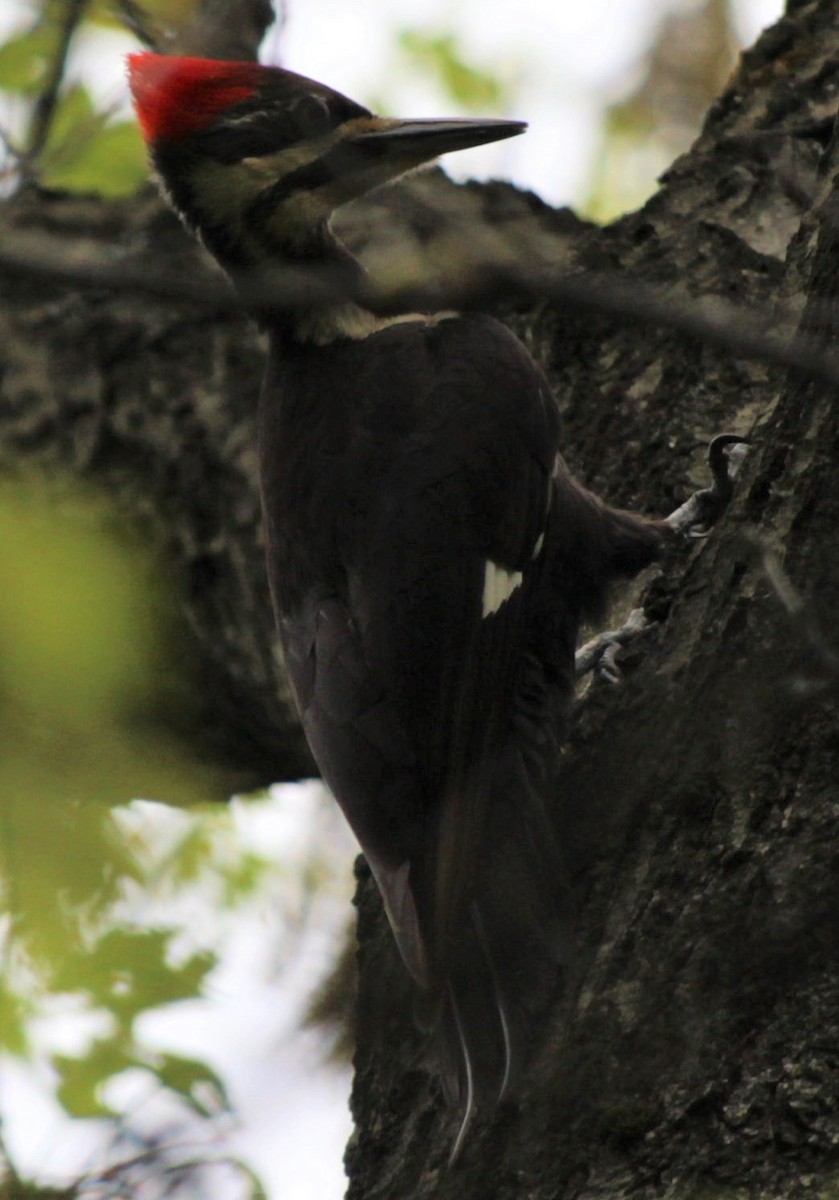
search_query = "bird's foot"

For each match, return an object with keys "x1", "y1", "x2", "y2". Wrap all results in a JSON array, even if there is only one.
[
  {"x1": 666, "y1": 434, "x2": 749, "y2": 538},
  {"x1": 577, "y1": 436, "x2": 749, "y2": 685},
  {"x1": 575, "y1": 607, "x2": 651, "y2": 683}
]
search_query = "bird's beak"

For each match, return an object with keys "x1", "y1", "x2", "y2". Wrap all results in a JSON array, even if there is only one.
[{"x1": 354, "y1": 116, "x2": 527, "y2": 163}]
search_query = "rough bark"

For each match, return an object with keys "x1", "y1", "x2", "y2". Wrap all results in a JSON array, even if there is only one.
[
  {"x1": 349, "y1": 4, "x2": 839, "y2": 1196},
  {"x1": 0, "y1": 1, "x2": 838, "y2": 1196}
]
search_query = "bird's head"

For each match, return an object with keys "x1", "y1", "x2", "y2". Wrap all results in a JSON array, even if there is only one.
[{"x1": 127, "y1": 53, "x2": 526, "y2": 271}]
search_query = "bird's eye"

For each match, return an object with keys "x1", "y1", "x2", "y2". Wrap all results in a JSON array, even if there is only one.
[{"x1": 293, "y1": 95, "x2": 331, "y2": 137}]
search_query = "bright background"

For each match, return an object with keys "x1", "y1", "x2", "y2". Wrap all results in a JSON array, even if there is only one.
[
  {"x1": 276, "y1": 0, "x2": 781, "y2": 207},
  {"x1": 1, "y1": 0, "x2": 783, "y2": 210}
]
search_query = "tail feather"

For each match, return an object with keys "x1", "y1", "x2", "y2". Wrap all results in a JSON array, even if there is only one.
[
  {"x1": 428, "y1": 741, "x2": 575, "y2": 1153},
  {"x1": 447, "y1": 985, "x2": 477, "y2": 1165},
  {"x1": 470, "y1": 901, "x2": 514, "y2": 1100}
]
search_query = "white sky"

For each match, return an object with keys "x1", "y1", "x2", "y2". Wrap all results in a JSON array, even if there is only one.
[
  {"x1": 0, "y1": 0, "x2": 784, "y2": 207},
  {"x1": 274, "y1": 0, "x2": 783, "y2": 204},
  {"x1": 0, "y1": 0, "x2": 784, "y2": 1196},
  {"x1": 2, "y1": 784, "x2": 356, "y2": 1200}
]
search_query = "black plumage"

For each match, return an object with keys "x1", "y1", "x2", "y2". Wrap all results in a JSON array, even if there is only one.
[
  {"x1": 261, "y1": 312, "x2": 664, "y2": 1111},
  {"x1": 129, "y1": 53, "x2": 669, "y2": 1147}
]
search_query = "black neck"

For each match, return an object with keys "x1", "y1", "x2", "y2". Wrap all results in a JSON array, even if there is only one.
[{"x1": 231, "y1": 223, "x2": 380, "y2": 344}]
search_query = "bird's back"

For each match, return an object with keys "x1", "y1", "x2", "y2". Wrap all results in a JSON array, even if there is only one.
[{"x1": 260, "y1": 312, "x2": 581, "y2": 1127}]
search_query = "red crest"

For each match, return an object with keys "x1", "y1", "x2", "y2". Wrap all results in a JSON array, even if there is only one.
[{"x1": 127, "y1": 53, "x2": 261, "y2": 143}]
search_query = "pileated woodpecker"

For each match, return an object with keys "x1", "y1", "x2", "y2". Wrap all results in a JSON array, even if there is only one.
[{"x1": 128, "y1": 53, "x2": 732, "y2": 1153}]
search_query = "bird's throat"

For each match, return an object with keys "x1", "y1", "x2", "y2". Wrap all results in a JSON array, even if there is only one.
[{"x1": 225, "y1": 221, "x2": 388, "y2": 344}]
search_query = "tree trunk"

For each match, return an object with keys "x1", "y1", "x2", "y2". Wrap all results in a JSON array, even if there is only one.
[{"x1": 2, "y1": 2, "x2": 838, "y2": 1196}]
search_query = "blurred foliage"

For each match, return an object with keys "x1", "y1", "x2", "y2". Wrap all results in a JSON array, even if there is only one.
[
  {"x1": 0, "y1": 1177, "x2": 76, "y2": 1199},
  {"x1": 0, "y1": 0, "x2": 209, "y2": 197},
  {"x1": 0, "y1": 2, "x2": 515, "y2": 197},
  {"x1": 586, "y1": 0, "x2": 739, "y2": 221},
  {"x1": 38, "y1": 82, "x2": 146, "y2": 197},
  {"x1": 0, "y1": 19, "x2": 62, "y2": 95},
  {"x1": 0, "y1": 483, "x2": 222, "y2": 809},
  {"x1": 396, "y1": 30, "x2": 509, "y2": 112},
  {"x1": 86, "y1": 0, "x2": 199, "y2": 32},
  {"x1": 0, "y1": 480, "x2": 274, "y2": 1196}
]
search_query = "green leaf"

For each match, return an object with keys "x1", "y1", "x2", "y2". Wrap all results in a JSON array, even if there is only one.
[
  {"x1": 38, "y1": 85, "x2": 149, "y2": 198},
  {"x1": 55, "y1": 1043, "x2": 230, "y2": 1121},
  {"x1": 0, "y1": 975, "x2": 35, "y2": 1057},
  {"x1": 42, "y1": 118, "x2": 148, "y2": 197},
  {"x1": 0, "y1": 23, "x2": 59, "y2": 96},
  {"x1": 0, "y1": 482, "x2": 156, "y2": 723},
  {"x1": 220, "y1": 850, "x2": 272, "y2": 906},
  {"x1": 40, "y1": 81, "x2": 96, "y2": 167},
  {"x1": 54, "y1": 1038, "x2": 134, "y2": 1117},
  {"x1": 2, "y1": 792, "x2": 120, "y2": 979},
  {"x1": 169, "y1": 822, "x2": 214, "y2": 885},
  {"x1": 231, "y1": 1161, "x2": 270, "y2": 1200},
  {"x1": 51, "y1": 927, "x2": 216, "y2": 1023},
  {"x1": 86, "y1": 0, "x2": 203, "y2": 32},
  {"x1": 398, "y1": 31, "x2": 505, "y2": 111},
  {"x1": 155, "y1": 1052, "x2": 230, "y2": 1115}
]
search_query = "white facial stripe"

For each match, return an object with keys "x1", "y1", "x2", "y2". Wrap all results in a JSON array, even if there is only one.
[
  {"x1": 240, "y1": 132, "x2": 337, "y2": 182},
  {"x1": 188, "y1": 125, "x2": 352, "y2": 251},
  {"x1": 482, "y1": 560, "x2": 523, "y2": 618},
  {"x1": 294, "y1": 302, "x2": 381, "y2": 344},
  {"x1": 532, "y1": 532, "x2": 545, "y2": 559}
]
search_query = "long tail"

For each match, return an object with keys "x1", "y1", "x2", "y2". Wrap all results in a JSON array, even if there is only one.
[{"x1": 430, "y1": 731, "x2": 576, "y2": 1158}]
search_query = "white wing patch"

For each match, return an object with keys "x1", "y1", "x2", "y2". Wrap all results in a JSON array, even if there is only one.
[{"x1": 482, "y1": 559, "x2": 523, "y2": 618}]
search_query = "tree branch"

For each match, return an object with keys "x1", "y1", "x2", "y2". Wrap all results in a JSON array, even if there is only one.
[
  {"x1": 23, "y1": 0, "x2": 88, "y2": 168},
  {"x1": 1, "y1": 224, "x2": 837, "y2": 388}
]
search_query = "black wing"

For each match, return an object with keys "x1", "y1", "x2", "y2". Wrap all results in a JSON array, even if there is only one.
[{"x1": 267, "y1": 314, "x2": 580, "y2": 1120}]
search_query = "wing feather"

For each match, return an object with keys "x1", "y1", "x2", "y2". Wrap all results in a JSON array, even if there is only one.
[{"x1": 266, "y1": 312, "x2": 577, "y2": 1107}]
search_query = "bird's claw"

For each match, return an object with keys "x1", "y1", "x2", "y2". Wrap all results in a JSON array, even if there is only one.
[
  {"x1": 597, "y1": 642, "x2": 624, "y2": 684},
  {"x1": 575, "y1": 608, "x2": 650, "y2": 683},
  {"x1": 666, "y1": 433, "x2": 750, "y2": 538}
]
